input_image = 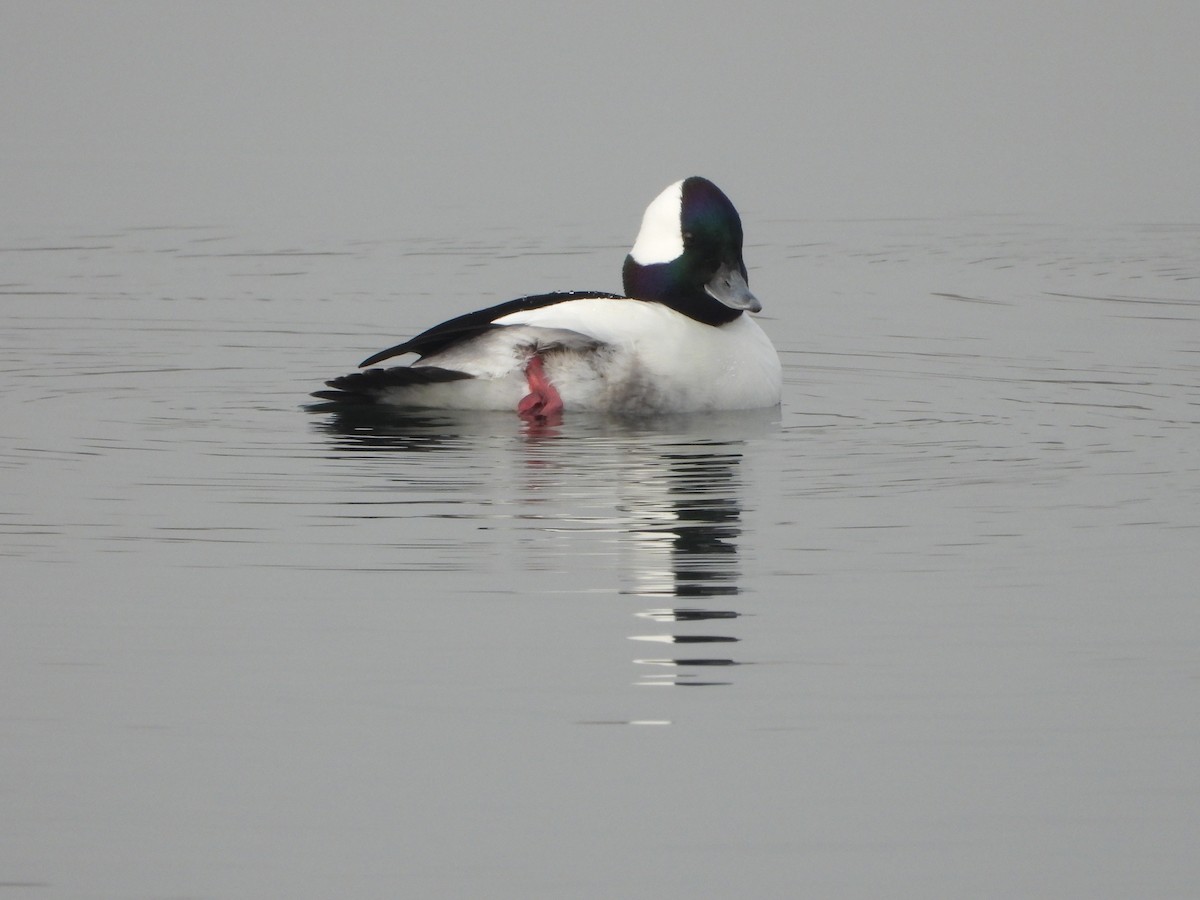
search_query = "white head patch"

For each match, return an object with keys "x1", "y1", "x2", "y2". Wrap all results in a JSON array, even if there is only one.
[{"x1": 628, "y1": 179, "x2": 685, "y2": 265}]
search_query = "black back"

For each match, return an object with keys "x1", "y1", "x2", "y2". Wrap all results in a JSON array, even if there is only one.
[{"x1": 359, "y1": 290, "x2": 624, "y2": 367}]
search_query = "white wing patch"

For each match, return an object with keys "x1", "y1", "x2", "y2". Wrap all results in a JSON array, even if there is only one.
[{"x1": 413, "y1": 323, "x2": 599, "y2": 378}]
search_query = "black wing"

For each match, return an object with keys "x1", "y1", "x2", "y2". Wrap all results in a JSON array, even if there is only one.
[{"x1": 358, "y1": 290, "x2": 624, "y2": 367}]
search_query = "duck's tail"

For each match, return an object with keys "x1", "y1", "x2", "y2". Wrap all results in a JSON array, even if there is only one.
[{"x1": 311, "y1": 366, "x2": 473, "y2": 405}]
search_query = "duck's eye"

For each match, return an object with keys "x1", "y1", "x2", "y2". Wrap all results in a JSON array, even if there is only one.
[{"x1": 682, "y1": 231, "x2": 695, "y2": 245}]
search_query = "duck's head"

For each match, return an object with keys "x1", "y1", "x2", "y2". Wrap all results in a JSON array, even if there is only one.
[{"x1": 622, "y1": 176, "x2": 759, "y2": 325}]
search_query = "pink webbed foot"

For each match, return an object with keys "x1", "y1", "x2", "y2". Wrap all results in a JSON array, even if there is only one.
[{"x1": 517, "y1": 355, "x2": 564, "y2": 423}]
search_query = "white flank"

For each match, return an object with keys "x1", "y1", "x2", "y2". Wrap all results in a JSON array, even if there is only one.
[
  {"x1": 627, "y1": 179, "x2": 685, "y2": 265},
  {"x1": 496, "y1": 297, "x2": 782, "y2": 411}
]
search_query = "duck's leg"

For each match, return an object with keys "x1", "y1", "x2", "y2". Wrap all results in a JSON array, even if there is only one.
[{"x1": 517, "y1": 354, "x2": 564, "y2": 421}]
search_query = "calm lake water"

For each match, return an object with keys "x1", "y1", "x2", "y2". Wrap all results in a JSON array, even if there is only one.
[{"x1": 4, "y1": 216, "x2": 1198, "y2": 898}]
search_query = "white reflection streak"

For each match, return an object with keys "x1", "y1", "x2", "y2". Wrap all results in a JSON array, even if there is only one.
[{"x1": 618, "y1": 458, "x2": 680, "y2": 597}]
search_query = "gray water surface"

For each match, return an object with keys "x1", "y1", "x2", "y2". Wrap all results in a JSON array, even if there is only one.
[{"x1": 3, "y1": 218, "x2": 1199, "y2": 898}]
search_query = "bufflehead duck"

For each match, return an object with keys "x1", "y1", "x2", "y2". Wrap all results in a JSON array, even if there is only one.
[{"x1": 313, "y1": 177, "x2": 782, "y2": 419}]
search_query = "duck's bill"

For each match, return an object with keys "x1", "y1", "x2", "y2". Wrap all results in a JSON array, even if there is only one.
[{"x1": 705, "y1": 263, "x2": 761, "y2": 313}]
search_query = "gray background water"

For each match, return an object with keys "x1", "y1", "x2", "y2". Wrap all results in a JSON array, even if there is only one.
[{"x1": 4, "y1": 4, "x2": 1199, "y2": 898}]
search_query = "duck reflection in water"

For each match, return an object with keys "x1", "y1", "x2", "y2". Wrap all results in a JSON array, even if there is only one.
[
  {"x1": 314, "y1": 407, "x2": 778, "y2": 689},
  {"x1": 616, "y1": 447, "x2": 749, "y2": 687}
]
